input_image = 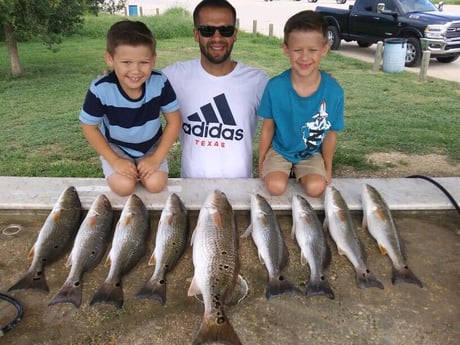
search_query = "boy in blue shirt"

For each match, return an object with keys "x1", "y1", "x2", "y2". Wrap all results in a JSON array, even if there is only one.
[
  {"x1": 258, "y1": 10, "x2": 344, "y2": 197},
  {"x1": 79, "y1": 20, "x2": 181, "y2": 196}
]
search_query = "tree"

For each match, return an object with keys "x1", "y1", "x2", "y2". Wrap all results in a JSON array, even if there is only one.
[{"x1": 1, "y1": 0, "x2": 85, "y2": 76}]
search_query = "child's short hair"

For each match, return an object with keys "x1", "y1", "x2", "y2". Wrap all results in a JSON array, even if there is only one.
[
  {"x1": 106, "y1": 20, "x2": 156, "y2": 55},
  {"x1": 283, "y1": 10, "x2": 328, "y2": 45}
]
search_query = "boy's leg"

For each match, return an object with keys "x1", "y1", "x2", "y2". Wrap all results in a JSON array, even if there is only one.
[
  {"x1": 262, "y1": 148, "x2": 292, "y2": 196},
  {"x1": 137, "y1": 148, "x2": 169, "y2": 193},
  {"x1": 100, "y1": 145, "x2": 138, "y2": 196},
  {"x1": 295, "y1": 153, "x2": 328, "y2": 198}
]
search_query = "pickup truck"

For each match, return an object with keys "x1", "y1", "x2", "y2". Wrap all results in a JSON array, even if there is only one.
[{"x1": 315, "y1": 0, "x2": 460, "y2": 67}]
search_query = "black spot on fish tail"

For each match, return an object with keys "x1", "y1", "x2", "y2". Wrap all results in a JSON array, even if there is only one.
[
  {"x1": 266, "y1": 275, "x2": 302, "y2": 300},
  {"x1": 305, "y1": 276, "x2": 335, "y2": 299},
  {"x1": 392, "y1": 266, "x2": 423, "y2": 288},
  {"x1": 356, "y1": 268, "x2": 385, "y2": 290},
  {"x1": 48, "y1": 279, "x2": 83, "y2": 308},
  {"x1": 8, "y1": 269, "x2": 49, "y2": 293},
  {"x1": 90, "y1": 280, "x2": 124, "y2": 308},
  {"x1": 191, "y1": 309, "x2": 242, "y2": 345},
  {"x1": 133, "y1": 278, "x2": 167, "y2": 305}
]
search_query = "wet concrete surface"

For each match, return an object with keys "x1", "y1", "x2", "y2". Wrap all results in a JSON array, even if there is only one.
[{"x1": 1, "y1": 209, "x2": 459, "y2": 345}]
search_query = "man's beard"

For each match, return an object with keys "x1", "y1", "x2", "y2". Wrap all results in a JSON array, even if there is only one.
[{"x1": 199, "y1": 42, "x2": 233, "y2": 64}]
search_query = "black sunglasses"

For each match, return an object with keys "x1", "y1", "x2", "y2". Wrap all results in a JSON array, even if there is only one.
[{"x1": 197, "y1": 25, "x2": 236, "y2": 38}]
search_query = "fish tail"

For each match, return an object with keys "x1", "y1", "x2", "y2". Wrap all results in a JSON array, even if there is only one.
[
  {"x1": 8, "y1": 269, "x2": 49, "y2": 293},
  {"x1": 392, "y1": 266, "x2": 423, "y2": 288},
  {"x1": 305, "y1": 278, "x2": 335, "y2": 299},
  {"x1": 191, "y1": 312, "x2": 242, "y2": 345},
  {"x1": 133, "y1": 279, "x2": 167, "y2": 305},
  {"x1": 48, "y1": 279, "x2": 83, "y2": 308},
  {"x1": 355, "y1": 268, "x2": 385, "y2": 290},
  {"x1": 266, "y1": 276, "x2": 302, "y2": 299},
  {"x1": 90, "y1": 280, "x2": 124, "y2": 308}
]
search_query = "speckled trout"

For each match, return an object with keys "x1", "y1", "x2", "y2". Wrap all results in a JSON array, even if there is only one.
[
  {"x1": 8, "y1": 186, "x2": 82, "y2": 293},
  {"x1": 243, "y1": 194, "x2": 301, "y2": 299},
  {"x1": 49, "y1": 194, "x2": 114, "y2": 307},
  {"x1": 188, "y1": 190, "x2": 244, "y2": 345},
  {"x1": 135, "y1": 193, "x2": 188, "y2": 305},
  {"x1": 323, "y1": 186, "x2": 384, "y2": 289},
  {"x1": 90, "y1": 194, "x2": 150, "y2": 308},
  {"x1": 361, "y1": 184, "x2": 422, "y2": 287},
  {"x1": 291, "y1": 194, "x2": 334, "y2": 299}
]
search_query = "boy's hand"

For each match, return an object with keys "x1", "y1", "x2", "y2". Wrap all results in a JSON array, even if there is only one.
[
  {"x1": 113, "y1": 157, "x2": 138, "y2": 179},
  {"x1": 137, "y1": 156, "x2": 160, "y2": 180}
]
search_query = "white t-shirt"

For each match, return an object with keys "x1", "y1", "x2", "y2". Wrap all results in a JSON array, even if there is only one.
[{"x1": 163, "y1": 59, "x2": 269, "y2": 178}]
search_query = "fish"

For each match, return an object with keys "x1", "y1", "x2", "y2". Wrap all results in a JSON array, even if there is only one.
[
  {"x1": 49, "y1": 194, "x2": 114, "y2": 307},
  {"x1": 323, "y1": 186, "x2": 384, "y2": 290},
  {"x1": 361, "y1": 184, "x2": 423, "y2": 287},
  {"x1": 242, "y1": 193, "x2": 301, "y2": 299},
  {"x1": 188, "y1": 189, "x2": 244, "y2": 345},
  {"x1": 134, "y1": 193, "x2": 189, "y2": 305},
  {"x1": 291, "y1": 194, "x2": 335, "y2": 299},
  {"x1": 8, "y1": 186, "x2": 82, "y2": 293},
  {"x1": 90, "y1": 194, "x2": 150, "y2": 308}
]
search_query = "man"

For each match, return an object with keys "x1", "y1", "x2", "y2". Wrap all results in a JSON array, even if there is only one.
[{"x1": 163, "y1": 0, "x2": 269, "y2": 178}]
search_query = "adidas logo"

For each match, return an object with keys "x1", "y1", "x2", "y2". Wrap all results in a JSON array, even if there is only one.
[{"x1": 182, "y1": 94, "x2": 244, "y2": 141}]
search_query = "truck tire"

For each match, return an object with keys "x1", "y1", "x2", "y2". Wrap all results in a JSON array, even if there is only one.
[
  {"x1": 405, "y1": 37, "x2": 422, "y2": 67},
  {"x1": 357, "y1": 41, "x2": 372, "y2": 48},
  {"x1": 436, "y1": 55, "x2": 459, "y2": 63},
  {"x1": 327, "y1": 26, "x2": 341, "y2": 50}
]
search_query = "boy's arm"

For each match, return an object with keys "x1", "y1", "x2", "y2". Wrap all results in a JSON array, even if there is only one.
[
  {"x1": 258, "y1": 118, "x2": 275, "y2": 179},
  {"x1": 80, "y1": 122, "x2": 138, "y2": 178},
  {"x1": 321, "y1": 130, "x2": 338, "y2": 184},
  {"x1": 137, "y1": 110, "x2": 181, "y2": 179}
]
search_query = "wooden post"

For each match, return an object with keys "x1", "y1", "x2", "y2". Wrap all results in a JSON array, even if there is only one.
[
  {"x1": 156, "y1": 8, "x2": 160, "y2": 16},
  {"x1": 253, "y1": 20, "x2": 257, "y2": 35},
  {"x1": 373, "y1": 41, "x2": 384, "y2": 72},
  {"x1": 269, "y1": 24, "x2": 274, "y2": 38},
  {"x1": 236, "y1": 18, "x2": 240, "y2": 30},
  {"x1": 139, "y1": 6, "x2": 143, "y2": 16},
  {"x1": 419, "y1": 51, "x2": 431, "y2": 82}
]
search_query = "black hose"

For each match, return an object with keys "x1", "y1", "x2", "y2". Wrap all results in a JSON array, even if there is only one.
[
  {"x1": 406, "y1": 175, "x2": 460, "y2": 216},
  {"x1": 0, "y1": 292, "x2": 24, "y2": 336}
]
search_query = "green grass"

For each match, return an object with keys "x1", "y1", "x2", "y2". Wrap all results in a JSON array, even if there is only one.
[{"x1": 0, "y1": 12, "x2": 459, "y2": 178}]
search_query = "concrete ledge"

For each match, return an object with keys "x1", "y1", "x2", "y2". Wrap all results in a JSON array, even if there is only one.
[{"x1": 0, "y1": 176, "x2": 458, "y2": 212}]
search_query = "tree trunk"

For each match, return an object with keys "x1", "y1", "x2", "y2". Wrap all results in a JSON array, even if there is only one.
[{"x1": 4, "y1": 22, "x2": 23, "y2": 76}]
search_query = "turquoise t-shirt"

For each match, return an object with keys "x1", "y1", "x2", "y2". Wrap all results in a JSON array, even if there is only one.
[{"x1": 258, "y1": 69, "x2": 344, "y2": 163}]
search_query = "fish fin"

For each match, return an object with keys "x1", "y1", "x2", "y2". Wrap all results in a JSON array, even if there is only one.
[
  {"x1": 391, "y1": 266, "x2": 423, "y2": 288},
  {"x1": 148, "y1": 251, "x2": 156, "y2": 266},
  {"x1": 48, "y1": 278, "x2": 83, "y2": 308},
  {"x1": 65, "y1": 253, "x2": 73, "y2": 268},
  {"x1": 27, "y1": 245, "x2": 35, "y2": 260},
  {"x1": 104, "y1": 254, "x2": 112, "y2": 267},
  {"x1": 134, "y1": 277, "x2": 167, "y2": 305},
  {"x1": 305, "y1": 276, "x2": 335, "y2": 300},
  {"x1": 52, "y1": 209, "x2": 62, "y2": 224},
  {"x1": 378, "y1": 243, "x2": 388, "y2": 255},
  {"x1": 258, "y1": 212, "x2": 268, "y2": 228},
  {"x1": 257, "y1": 251, "x2": 265, "y2": 265},
  {"x1": 323, "y1": 217, "x2": 329, "y2": 232},
  {"x1": 187, "y1": 276, "x2": 201, "y2": 297},
  {"x1": 355, "y1": 268, "x2": 384, "y2": 290},
  {"x1": 375, "y1": 208, "x2": 387, "y2": 222},
  {"x1": 8, "y1": 269, "x2": 49, "y2": 293},
  {"x1": 300, "y1": 253, "x2": 308, "y2": 266},
  {"x1": 337, "y1": 246, "x2": 346, "y2": 256},
  {"x1": 190, "y1": 227, "x2": 197, "y2": 246},
  {"x1": 191, "y1": 310, "x2": 242, "y2": 345},
  {"x1": 212, "y1": 211, "x2": 223, "y2": 229},
  {"x1": 226, "y1": 275, "x2": 249, "y2": 305},
  {"x1": 241, "y1": 224, "x2": 252, "y2": 238},
  {"x1": 90, "y1": 280, "x2": 124, "y2": 308},
  {"x1": 266, "y1": 275, "x2": 302, "y2": 299},
  {"x1": 361, "y1": 215, "x2": 367, "y2": 231},
  {"x1": 291, "y1": 223, "x2": 296, "y2": 240}
]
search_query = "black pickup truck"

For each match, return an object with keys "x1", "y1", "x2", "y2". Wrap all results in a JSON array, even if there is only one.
[{"x1": 316, "y1": 0, "x2": 460, "y2": 66}]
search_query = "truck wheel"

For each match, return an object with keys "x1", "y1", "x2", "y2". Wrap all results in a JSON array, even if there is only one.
[
  {"x1": 405, "y1": 37, "x2": 422, "y2": 67},
  {"x1": 327, "y1": 26, "x2": 341, "y2": 50},
  {"x1": 436, "y1": 55, "x2": 459, "y2": 63},
  {"x1": 357, "y1": 41, "x2": 372, "y2": 48}
]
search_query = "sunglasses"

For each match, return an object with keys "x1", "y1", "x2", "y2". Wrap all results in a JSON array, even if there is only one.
[{"x1": 197, "y1": 25, "x2": 236, "y2": 38}]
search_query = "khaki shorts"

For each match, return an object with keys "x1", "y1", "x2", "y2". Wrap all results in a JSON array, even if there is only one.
[
  {"x1": 262, "y1": 147, "x2": 327, "y2": 180},
  {"x1": 101, "y1": 143, "x2": 168, "y2": 178}
]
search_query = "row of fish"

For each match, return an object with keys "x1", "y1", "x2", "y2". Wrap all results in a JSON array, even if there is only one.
[
  {"x1": 6, "y1": 184, "x2": 422, "y2": 345},
  {"x1": 8, "y1": 187, "x2": 189, "y2": 310}
]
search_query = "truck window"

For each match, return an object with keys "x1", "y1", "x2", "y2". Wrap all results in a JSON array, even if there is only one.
[{"x1": 354, "y1": 0, "x2": 374, "y2": 12}]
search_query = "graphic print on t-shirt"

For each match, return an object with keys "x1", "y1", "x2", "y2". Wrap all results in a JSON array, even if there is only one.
[
  {"x1": 182, "y1": 93, "x2": 244, "y2": 148},
  {"x1": 296, "y1": 100, "x2": 331, "y2": 159}
]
